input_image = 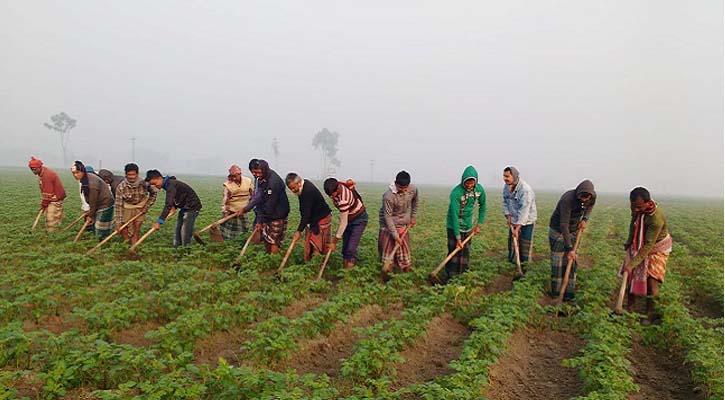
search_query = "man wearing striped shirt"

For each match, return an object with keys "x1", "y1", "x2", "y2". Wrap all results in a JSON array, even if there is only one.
[{"x1": 324, "y1": 178, "x2": 368, "y2": 269}]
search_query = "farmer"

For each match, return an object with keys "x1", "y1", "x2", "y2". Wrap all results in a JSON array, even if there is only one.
[
  {"x1": 236, "y1": 159, "x2": 289, "y2": 254},
  {"x1": 323, "y1": 177, "x2": 368, "y2": 269},
  {"x1": 146, "y1": 170, "x2": 203, "y2": 247},
  {"x1": 378, "y1": 171, "x2": 419, "y2": 275},
  {"x1": 71, "y1": 161, "x2": 115, "y2": 240},
  {"x1": 286, "y1": 172, "x2": 333, "y2": 262},
  {"x1": 549, "y1": 180, "x2": 596, "y2": 301},
  {"x1": 445, "y1": 165, "x2": 486, "y2": 282},
  {"x1": 28, "y1": 157, "x2": 66, "y2": 231},
  {"x1": 220, "y1": 164, "x2": 254, "y2": 240},
  {"x1": 502, "y1": 166, "x2": 537, "y2": 273},
  {"x1": 619, "y1": 187, "x2": 672, "y2": 325},
  {"x1": 97, "y1": 169, "x2": 124, "y2": 198},
  {"x1": 113, "y1": 163, "x2": 158, "y2": 245}
]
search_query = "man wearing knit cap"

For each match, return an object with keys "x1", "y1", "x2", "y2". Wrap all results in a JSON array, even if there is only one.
[
  {"x1": 220, "y1": 164, "x2": 254, "y2": 240},
  {"x1": 28, "y1": 157, "x2": 66, "y2": 232}
]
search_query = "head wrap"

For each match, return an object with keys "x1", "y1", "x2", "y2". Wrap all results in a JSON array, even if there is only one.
[{"x1": 28, "y1": 157, "x2": 43, "y2": 168}]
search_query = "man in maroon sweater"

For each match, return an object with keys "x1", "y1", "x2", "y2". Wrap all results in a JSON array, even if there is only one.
[{"x1": 28, "y1": 156, "x2": 67, "y2": 232}]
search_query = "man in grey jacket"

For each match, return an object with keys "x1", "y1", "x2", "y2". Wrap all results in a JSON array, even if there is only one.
[
  {"x1": 502, "y1": 166, "x2": 537, "y2": 272},
  {"x1": 379, "y1": 171, "x2": 419, "y2": 278}
]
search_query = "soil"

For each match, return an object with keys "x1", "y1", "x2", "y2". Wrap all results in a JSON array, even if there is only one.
[
  {"x1": 109, "y1": 321, "x2": 161, "y2": 347},
  {"x1": 392, "y1": 313, "x2": 470, "y2": 388},
  {"x1": 627, "y1": 339, "x2": 700, "y2": 400},
  {"x1": 287, "y1": 302, "x2": 403, "y2": 377},
  {"x1": 485, "y1": 327, "x2": 584, "y2": 400}
]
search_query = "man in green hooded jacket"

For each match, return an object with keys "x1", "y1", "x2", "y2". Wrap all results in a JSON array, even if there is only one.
[{"x1": 445, "y1": 165, "x2": 487, "y2": 281}]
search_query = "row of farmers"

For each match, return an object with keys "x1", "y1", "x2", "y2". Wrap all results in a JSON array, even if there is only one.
[{"x1": 28, "y1": 156, "x2": 671, "y2": 324}]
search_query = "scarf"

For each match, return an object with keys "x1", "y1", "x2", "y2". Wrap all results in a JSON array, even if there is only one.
[{"x1": 631, "y1": 200, "x2": 657, "y2": 253}]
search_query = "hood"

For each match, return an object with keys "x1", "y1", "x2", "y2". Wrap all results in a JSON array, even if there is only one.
[
  {"x1": 506, "y1": 166, "x2": 520, "y2": 187},
  {"x1": 575, "y1": 180, "x2": 595, "y2": 197},
  {"x1": 97, "y1": 169, "x2": 114, "y2": 183},
  {"x1": 460, "y1": 165, "x2": 479, "y2": 187},
  {"x1": 162, "y1": 175, "x2": 176, "y2": 189}
]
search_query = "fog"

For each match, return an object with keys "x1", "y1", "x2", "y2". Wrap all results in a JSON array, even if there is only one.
[{"x1": 1, "y1": 1, "x2": 722, "y2": 197}]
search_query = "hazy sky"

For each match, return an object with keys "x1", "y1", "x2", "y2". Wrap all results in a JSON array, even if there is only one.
[{"x1": 2, "y1": 1, "x2": 722, "y2": 197}]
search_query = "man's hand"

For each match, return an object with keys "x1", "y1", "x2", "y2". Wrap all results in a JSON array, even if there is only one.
[
  {"x1": 292, "y1": 231, "x2": 301, "y2": 242},
  {"x1": 473, "y1": 225, "x2": 481, "y2": 235},
  {"x1": 85, "y1": 216, "x2": 94, "y2": 225},
  {"x1": 512, "y1": 224, "x2": 521, "y2": 239},
  {"x1": 578, "y1": 220, "x2": 587, "y2": 231},
  {"x1": 567, "y1": 250, "x2": 577, "y2": 263},
  {"x1": 395, "y1": 236, "x2": 403, "y2": 246},
  {"x1": 505, "y1": 215, "x2": 512, "y2": 227},
  {"x1": 409, "y1": 218, "x2": 416, "y2": 228},
  {"x1": 235, "y1": 209, "x2": 245, "y2": 217},
  {"x1": 152, "y1": 222, "x2": 161, "y2": 230},
  {"x1": 456, "y1": 238, "x2": 463, "y2": 250},
  {"x1": 254, "y1": 223, "x2": 262, "y2": 232},
  {"x1": 329, "y1": 237, "x2": 339, "y2": 252}
]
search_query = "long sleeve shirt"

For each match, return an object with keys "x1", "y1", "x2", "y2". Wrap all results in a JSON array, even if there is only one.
[
  {"x1": 38, "y1": 167, "x2": 66, "y2": 207},
  {"x1": 502, "y1": 179, "x2": 537, "y2": 226},
  {"x1": 157, "y1": 177, "x2": 202, "y2": 223},
  {"x1": 114, "y1": 180, "x2": 158, "y2": 225},
  {"x1": 295, "y1": 179, "x2": 332, "y2": 232},
  {"x1": 378, "y1": 183, "x2": 419, "y2": 240},
  {"x1": 625, "y1": 207, "x2": 669, "y2": 267}
]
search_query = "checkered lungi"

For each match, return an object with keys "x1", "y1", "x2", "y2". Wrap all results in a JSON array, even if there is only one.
[{"x1": 261, "y1": 218, "x2": 287, "y2": 247}]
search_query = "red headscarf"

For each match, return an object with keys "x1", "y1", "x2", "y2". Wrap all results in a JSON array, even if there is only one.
[{"x1": 28, "y1": 157, "x2": 43, "y2": 168}]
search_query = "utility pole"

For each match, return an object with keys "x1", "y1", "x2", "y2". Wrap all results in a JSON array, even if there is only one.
[
  {"x1": 370, "y1": 159, "x2": 375, "y2": 183},
  {"x1": 131, "y1": 137, "x2": 136, "y2": 162}
]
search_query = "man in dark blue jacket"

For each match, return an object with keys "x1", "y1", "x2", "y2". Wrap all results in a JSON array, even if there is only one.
[
  {"x1": 146, "y1": 170, "x2": 203, "y2": 247},
  {"x1": 237, "y1": 159, "x2": 290, "y2": 254}
]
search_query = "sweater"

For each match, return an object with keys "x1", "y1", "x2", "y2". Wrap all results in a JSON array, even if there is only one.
[
  {"x1": 295, "y1": 179, "x2": 332, "y2": 232},
  {"x1": 378, "y1": 183, "x2": 419, "y2": 239}
]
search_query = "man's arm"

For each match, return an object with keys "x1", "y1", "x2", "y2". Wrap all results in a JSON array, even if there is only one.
[
  {"x1": 448, "y1": 191, "x2": 461, "y2": 239},
  {"x1": 382, "y1": 194, "x2": 398, "y2": 239},
  {"x1": 157, "y1": 184, "x2": 175, "y2": 222}
]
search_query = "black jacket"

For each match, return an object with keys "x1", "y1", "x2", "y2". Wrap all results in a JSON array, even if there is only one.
[
  {"x1": 296, "y1": 179, "x2": 332, "y2": 232},
  {"x1": 243, "y1": 162, "x2": 290, "y2": 223},
  {"x1": 158, "y1": 176, "x2": 202, "y2": 221},
  {"x1": 549, "y1": 180, "x2": 596, "y2": 249}
]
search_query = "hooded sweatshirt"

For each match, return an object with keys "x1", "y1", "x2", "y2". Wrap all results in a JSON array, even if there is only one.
[
  {"x1": 378, "y1": 182, "x2": 419, "y2": 239},
  {"x1": 158, "y1": 176, "x2": 202, "y2": 222},
  {"x1": 97, "y1": 169, "x2": 124, "y2": 198},
  {"x1": 446, "y1": 166, "x2": 487, "y2": 239},
  {"x1": 242, "y1": 160, "x2": 290, "y2": 223},
  {"x1": 549, "y1": 180, "x2": 596, "y2": 250}
]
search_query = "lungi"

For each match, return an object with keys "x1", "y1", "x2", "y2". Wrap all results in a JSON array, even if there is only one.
[
  {"x1": 94, "y1": 205, "x2": 114, "y2": 241},
  {"x1": 508, "y1": 223, "x2": 534, "y2": 264},
  {"x1": 446, "y1": 228, "x2": 472, "y2": 280},
  {"x1": 378, "y1": 226, "x2": 412, "y2": 271},
  {"x1": 305, "y1": 214, "x2": 332, "y2": 262},
  {"x1": 45, "y1": 201, "x2": 64, "y2": 232},
  {"x1": 549, "y1": 227, "x2": 578, "y2": 300},
  {"x1": 220, "y1": 213, "x2": 249, "y2": 240},
  {"x1": 618, "y1": 235, "x2": 672, "y2": 296},
  {"x1": 262, "y1": 218, "x2": 287, "y2": 247}
]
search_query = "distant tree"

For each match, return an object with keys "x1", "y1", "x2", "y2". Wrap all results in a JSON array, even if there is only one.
[
  {"x1": 43, "y1": 112, "x2": 77, "y2": 165},
  {"x1": 312, "y1": 128, "x2": 341, "y2": 178}
]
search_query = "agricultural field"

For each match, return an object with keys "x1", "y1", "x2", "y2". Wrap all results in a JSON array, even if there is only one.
[{"x1": 0, "y1": 167, "x2": 722, "y2": 399}]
